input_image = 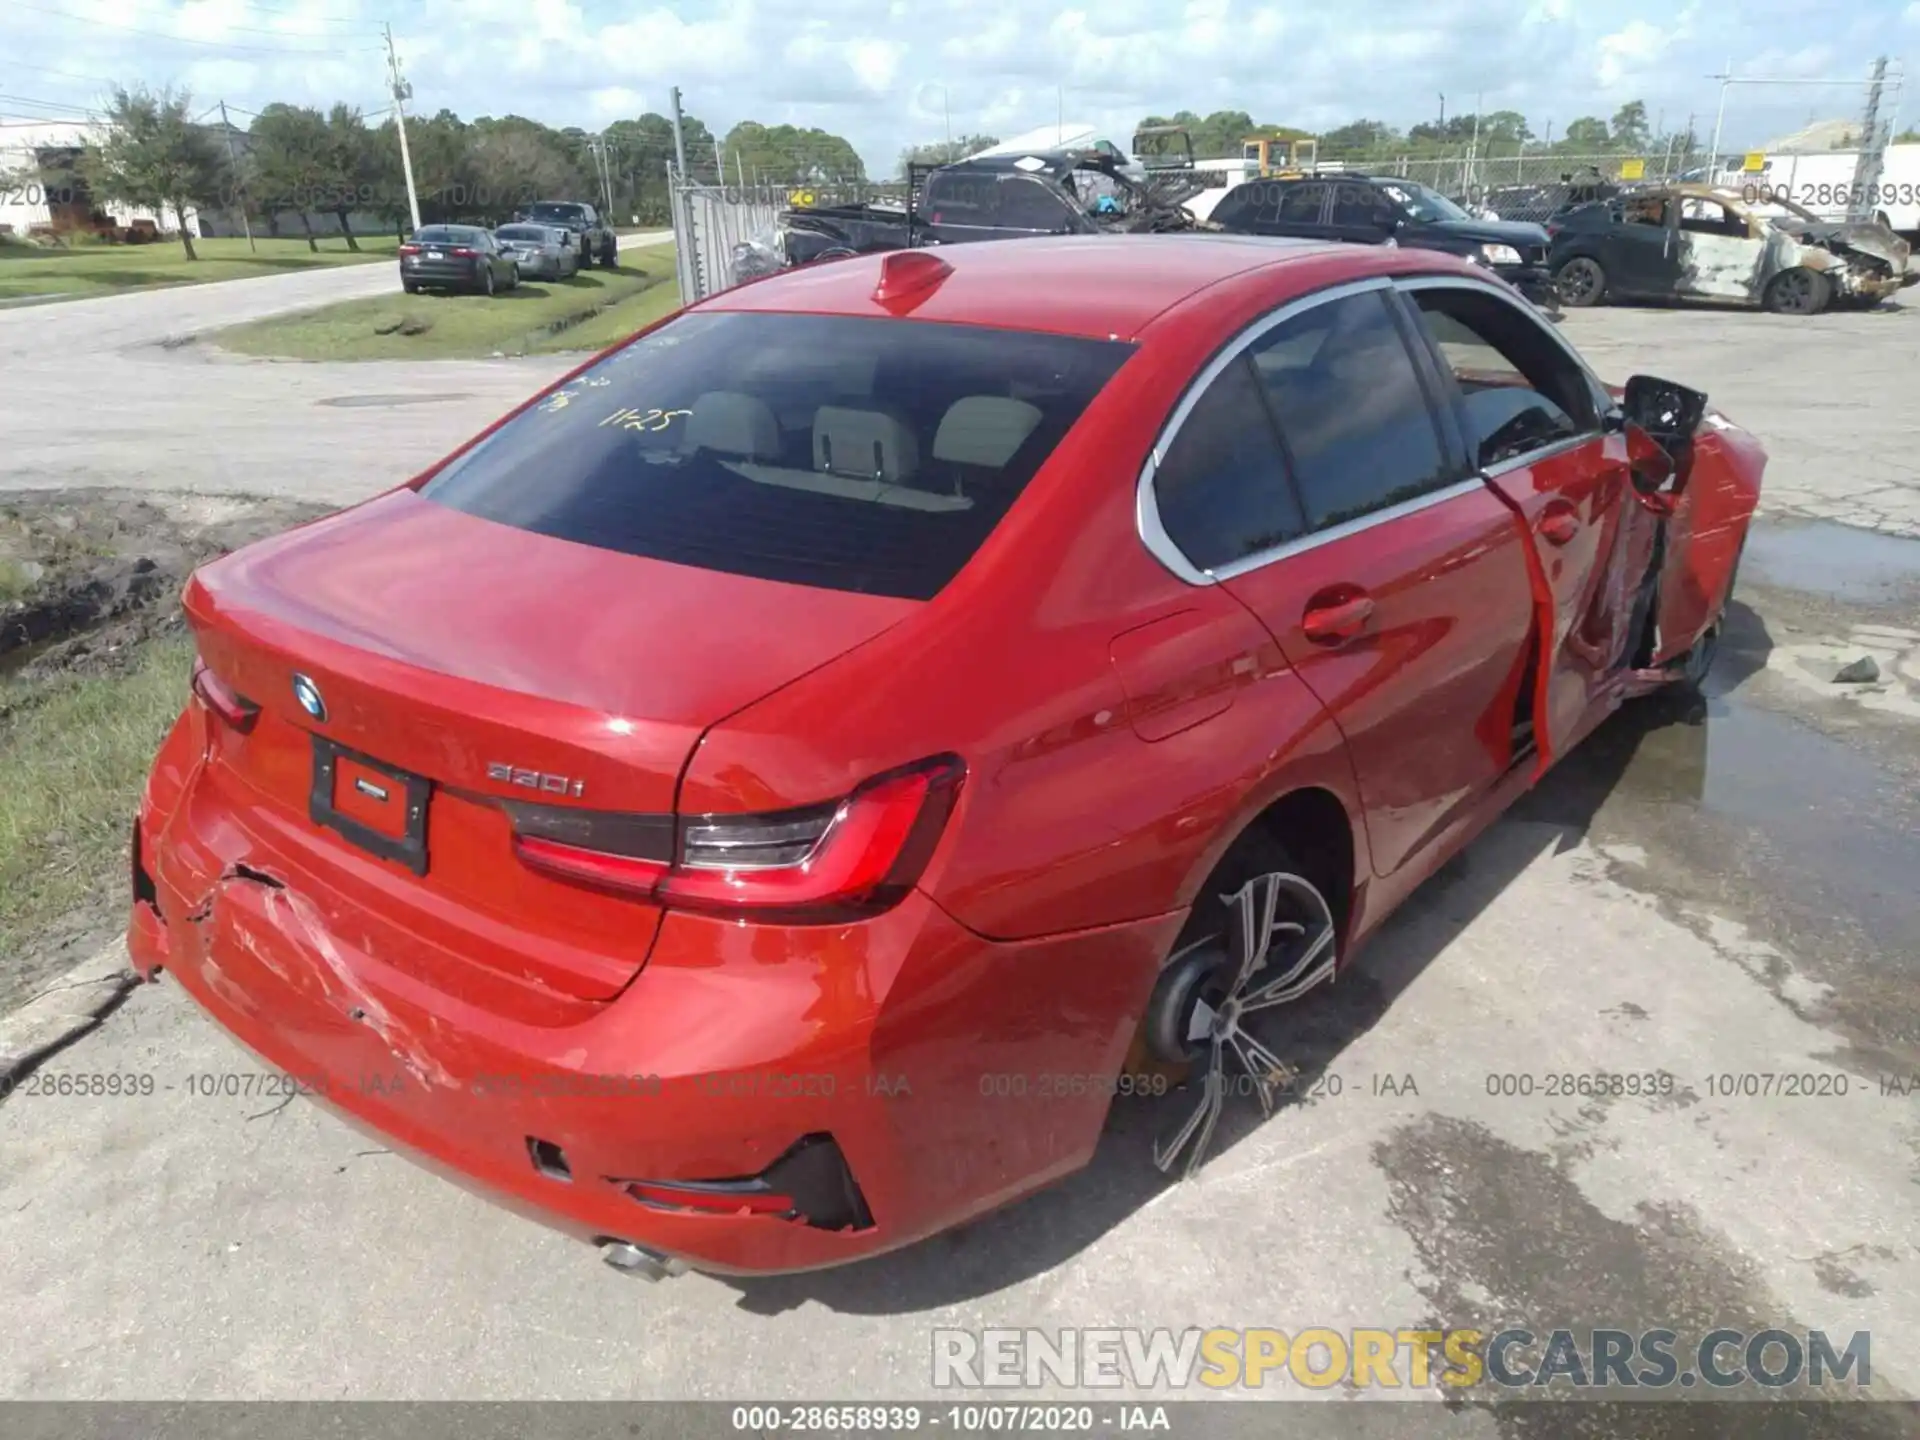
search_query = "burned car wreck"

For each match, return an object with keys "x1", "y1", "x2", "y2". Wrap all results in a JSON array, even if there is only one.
[
  {"x1": 1548, "y1": 183, "x2": 1914, "y2": 314},
  {"x1": 731, "y1": 142, "x2": 1207, "y2": 280}
]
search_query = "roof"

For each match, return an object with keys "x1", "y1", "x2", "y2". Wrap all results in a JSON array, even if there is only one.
[{"x1": 700, "y1": 233, "x2": 1403, "y2": 339}]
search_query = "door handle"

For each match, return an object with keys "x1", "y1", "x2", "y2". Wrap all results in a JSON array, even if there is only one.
[
  {"x1": 1302, "y1": 592, "x2": 1375, "y2": 645},
  {"x1": 1539, "y1": 510, "x2": 1580, "y2": 546}
]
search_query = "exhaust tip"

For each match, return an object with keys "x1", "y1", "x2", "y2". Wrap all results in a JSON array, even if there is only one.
[{"x1": 599, "y1": 1239, "x2": 687, "y2": 1282}]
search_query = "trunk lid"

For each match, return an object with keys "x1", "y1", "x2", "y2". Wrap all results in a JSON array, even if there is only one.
[{"x1": 183, "y1": 489, "x2": 916, "y2": 1002}]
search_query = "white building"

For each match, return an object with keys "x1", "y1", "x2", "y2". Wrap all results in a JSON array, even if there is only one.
[{"x1": 0, "y1": 116, "x2": 192, "y2": 238}]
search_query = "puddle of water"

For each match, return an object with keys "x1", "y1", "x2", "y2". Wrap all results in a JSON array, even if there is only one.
[
  {"x1": 315, "y1": 393, "x2": 474, "y2": 409},
  {"x1": 1742, "y1": 519, "x2": 1920, "y2": 605},
  {"x1": 1549, "y1": 682, "x2": 1920, "y2": 961}
]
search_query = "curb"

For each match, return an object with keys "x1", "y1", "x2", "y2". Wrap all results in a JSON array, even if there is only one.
[{"x1": 0, "y1": 939, "x2": 140, "y2": 1092}]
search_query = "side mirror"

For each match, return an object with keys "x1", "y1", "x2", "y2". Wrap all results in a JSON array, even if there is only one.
[{"x1": 1622, "y1": 373, "x2": 1707, "y2": 453}]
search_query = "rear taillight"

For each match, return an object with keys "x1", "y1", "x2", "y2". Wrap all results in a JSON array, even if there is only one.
[
  {"x1": 509, "y1": 755, "x2": 965, "y2": 921},
  {"x1": 398, "y1": 243, "x2": 420, "y2": 255},
  {"x1": 452, "y1": 247, "x2": 478, "y2": 257},
  {"x1": 190, "y1": 658, "x2": 260, "y2": 733}
]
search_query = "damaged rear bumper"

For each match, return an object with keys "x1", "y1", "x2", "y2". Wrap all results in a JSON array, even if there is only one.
[{"x1": 128, "y1": 713, "x2": 1177, "y2": 1275}]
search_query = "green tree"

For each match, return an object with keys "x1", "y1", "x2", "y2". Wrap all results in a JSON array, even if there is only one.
[
  {"x1": 1610, "y1": 100, "x2": 1651, "y2": 150},
  {"x1": 1894, "y1": 127, "x2": 1919, "y2": 143},
  {"x1": 1480, "y1": 110, "x2": 1532, "y2": 145},
  {"x1": 248, "y1": 104, "x2": 334, "y2": 249},
  {"x1": 468, "y1": 114, "x2": 589, "y2": 219},
  {"x1": 723, "y1": 122, "x2": 865, "y2": 185},
  {"x1": 324, "y1": 103, "x2": 373, "y2": 250},
  {"x1": 898, "y1": 134, "x2": 998, "y2": 174},
  {"x1": 83, "y1": 85, "x2": 223, "y2": 259},
  {"x1": 1562, "y1": 116, "x2": 1612, "y2": 150},
  {"x1": 1318, "y1": 119, "x2": 1400, "y2": 156}
]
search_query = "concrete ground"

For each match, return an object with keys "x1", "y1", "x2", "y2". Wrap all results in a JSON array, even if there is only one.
[
  {"x1": 2, "y1": 273, "x2": 1919, "y2": 1423},
  {"x1": 0, "y1": 231, "x2": 669, "y2": 504}
]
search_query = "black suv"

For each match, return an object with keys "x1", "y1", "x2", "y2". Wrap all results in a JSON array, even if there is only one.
[
  {"x1": 517, "y1": 201, "x2": 618, "y2": 268},
  {"x1": 1209, "y1": 174, "x2": 1556, "y2": 307}
]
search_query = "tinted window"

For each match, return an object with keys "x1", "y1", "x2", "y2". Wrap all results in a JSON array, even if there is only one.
[
  {"x1": 1276, "y1": 183, "x2": 1328, "y2": 222},
  {"x1": 1407, "y1": 287, "x2": 1596, "y2": 468},
  {"x1": 496, "y1": 225, "x2": 547, "y2": 241},
  {"x1": 414, "y1": 226, "x2": 476, "y2": 243},
  {"x1": 1248, "y1": 290, "x2": 1451, "y2": 530},
  {"x1": 1153, "y1": 358, "x2": 1304, "y2": 570},
  {"x1": 1330, "y1": 182, "x2": 1395, "y2": 228},
  {"x1": 996, "y1": 176, "x2": 1076, "y2": 231},
  {"x1": 925, "y1": 170, "x2": 998, "y2": 224},
  {"x1": 1209, "y1": 182, "x2": 1281, "y2": 229},
  {"x1": 421, "y1": 312, "x2": 1135, "y2": 601},
  {"x1": 527, "y1": 204, "x2": 585, "y2": 224}
]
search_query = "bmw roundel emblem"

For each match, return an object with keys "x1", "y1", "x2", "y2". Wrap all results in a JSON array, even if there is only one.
[{"x1": 291, "y1": 673, "x2": 328, "y2": 722}]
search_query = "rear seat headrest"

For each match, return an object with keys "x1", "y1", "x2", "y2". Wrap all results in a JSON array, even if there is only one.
[
  {"x1": 813, "y1": 406, "x2": 920, "y2": 483},
  {"x1": 684, "y1": 391, "x2": 781, "y2": 459},
  {"x1": 932, "y1": 396, "x2": 1044, "y2": 470}
]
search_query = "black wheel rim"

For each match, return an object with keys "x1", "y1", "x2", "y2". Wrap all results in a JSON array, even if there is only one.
[
  {"x1": 1776, "y1": 272, "x2": 1814, "y2": 313},
  {"x1": 1560, "y1": 260, "x2": 1600, "y2": 304},
  {"x1": 1151, "y1": 871, "x2": 1338, "y2": 1178}
]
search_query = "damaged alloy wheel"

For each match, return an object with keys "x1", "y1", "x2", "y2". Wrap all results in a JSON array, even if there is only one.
[{"x1": 1146, "y1": 868, "x2": 1338, "y2": 1178}]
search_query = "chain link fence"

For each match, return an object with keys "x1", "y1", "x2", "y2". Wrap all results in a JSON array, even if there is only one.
[{"x1": 665, "y1": 168, "x2": 908, "y2": 302}]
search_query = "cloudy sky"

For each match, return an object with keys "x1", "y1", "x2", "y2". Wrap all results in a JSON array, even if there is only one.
[{"x1": 4, "y1": 0, "x2": 1916, "y2": 170}]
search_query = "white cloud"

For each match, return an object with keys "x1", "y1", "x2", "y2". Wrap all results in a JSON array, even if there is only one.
[{"x1": 3, "y1": 0, "x2": 1909, "y2": 174}]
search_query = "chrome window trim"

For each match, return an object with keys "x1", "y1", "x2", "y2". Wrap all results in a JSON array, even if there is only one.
[
  {"x1": 1208, "y1": 476, "x2": 1487, "y2": 580},
  {"x1": 1136, "y1": 271, "x2": 1618, "y2": 587},
  {"x1": 1134, "y1": 275, "x2": 1395, "y2": 587}
]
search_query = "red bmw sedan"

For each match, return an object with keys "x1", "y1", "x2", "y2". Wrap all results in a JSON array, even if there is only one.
[{"x1": 129, "y1": 235, "x2": 1762, "y2": 1278}]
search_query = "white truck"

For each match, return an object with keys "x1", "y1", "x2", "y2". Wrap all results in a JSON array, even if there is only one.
[{"x1": 1702, "y1": 143, "x2": 1920, "y2": 237}]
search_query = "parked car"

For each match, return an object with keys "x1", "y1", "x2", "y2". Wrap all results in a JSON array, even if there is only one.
[
  {"x1": 773, "y1": 143, "x2": 1203, "y2": 269},
  {"x1": 131, "y1": 236, "x2": 1760, "y2": 1279},
  {"x1": 1206, "y1": 174, "x2": 1559, "y2": 309},
  {"x1": 519, "y1": 201, "x2": 618, "y2": 267},
  {"x1": 1548, "y1": 183, "x2": 1914, "y2": 313},
  {"x1": 493, "y1": 222, "x2": 580, "y2": 281},
  {"x1": 398, "y1": 224, "x2": 520, "y2": 296}
]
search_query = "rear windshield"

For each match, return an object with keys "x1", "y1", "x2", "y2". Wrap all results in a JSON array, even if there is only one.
[
  {"x1": 495, "y1": 225, "x2": 547, "y2": 241},
  {"x1": 415, "y1": 226, "x2": 479, "y2": 244},
  {"x1": 420, "y1": 311, "x2": 1135, "y2": 600},
  {"x1": 528, "y1": 204, "x2": 585, "y2": 222}
]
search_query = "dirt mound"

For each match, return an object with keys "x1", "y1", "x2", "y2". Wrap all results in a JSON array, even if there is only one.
[{"x1": 1, "y1": 489, "x2": 329, "y2": 684}]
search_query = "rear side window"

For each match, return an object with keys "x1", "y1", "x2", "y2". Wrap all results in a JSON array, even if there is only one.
[
  {"x1": 421, "y1": 312, "x2": 1135, "y2": 600},
  {"x1": 1248, "y1": 289, "x2": 1452, "y2": 530},
  {"x1": 1153, "y1": 358, "x2": 1303, "y2": 570}
]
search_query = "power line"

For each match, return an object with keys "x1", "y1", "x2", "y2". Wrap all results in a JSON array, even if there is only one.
[
  {"x1": 11, "y1": 2, "x2": 381, "y2": 53},
  {"x1": 0, "y1": 59, "x2": 121, "y2": 86},
  {"x1": 0, "y1": 92, "x2": 100, "y2": 116}
]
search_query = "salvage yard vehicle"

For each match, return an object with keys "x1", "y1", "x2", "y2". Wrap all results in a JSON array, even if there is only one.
[
  {"x1": 1548, "y1": 183, "x2": 1914, "y2": 313},
  {"x1": 772, "y1": 143, "x2": 1204, "y2": 268},
  {"x1": 1205, "y1": 174, "x2": 1559, "y2": 309},
  {"x1": 398, "y1": 224, "x2": 520, "y2": 296},
  {"x1": 492, "y1": 222, "x2": 580, "y2": 281},
  {"x1": 129, "y1": 235, "x2": 1761, "y2": 1279},
  {"x1": 517, "y1": 200, "x2": 618, "y2": 268}
]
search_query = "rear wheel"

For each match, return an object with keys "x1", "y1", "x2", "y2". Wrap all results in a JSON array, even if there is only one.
[
  {"x1": 1763, "y1": 266, "x2": 1829, "y2": 315},
  {"x1": 401, "y1": 278, "x2": 418, "y2": 294},
  {"x1": 600, "y1": 237, "x2": 619, "y2": 268},
  {"x1": 480, "y1": 265, "x2": 495, "y2": 297},
  {"x1": 1554, "y1": 255, "x2": 1607, "y2": 307},
  {"x1": 1137, "y1": 835, "x2": 1339, "y2": 1178}
]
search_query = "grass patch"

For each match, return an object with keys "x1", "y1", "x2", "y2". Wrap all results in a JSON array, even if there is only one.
[
  {"x1": 528, "y1": 247, "x2": 686, "y2": 353},
  {"x1": 0, "y1": 235, "x2": 397, "y2": 302},
  {"x1": 0, "y1": 631, "x2": 193, "y2": 938},
  {"x1": 213, "y1": 241, "x2": 681, "y2": 361}
]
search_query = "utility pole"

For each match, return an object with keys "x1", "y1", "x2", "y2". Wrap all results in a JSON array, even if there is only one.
[
  {"x1": 216, "y1": 100, "x2": 255, "y2": 252},
  {"x1": 944, "y1": 87, "x2": 953, "y2": 162},
  {"x1": 1849, "y1": 55, "x2": 1891, "y2": 223},
  {"x1": 1707, "y1": 57, "x2": 1732, "y2": 182},
  {"x1": 668, "y1": 86, "x2": 689, "y2": 179},
  {"x1": 383, "y1": 23, "x2": 422, "y2": 231}
]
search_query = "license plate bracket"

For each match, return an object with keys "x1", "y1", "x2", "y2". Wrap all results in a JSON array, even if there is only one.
[{"x1": 309, "y1": 736, "x2": 431, "y2": 875}]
